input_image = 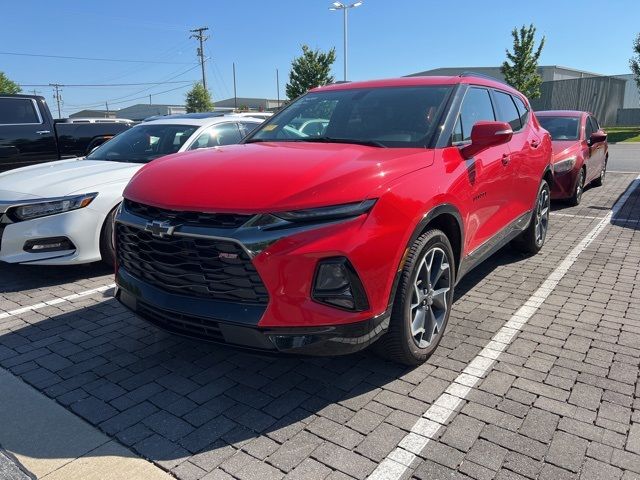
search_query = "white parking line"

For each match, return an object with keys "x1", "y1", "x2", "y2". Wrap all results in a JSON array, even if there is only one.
[
  {"x1": 368, "y1": 175, "x2": 640, "y2": 480},
  {"x1": 550, "y1": 213, "x2": 603, "y2": 219},
  {"x1": 0, "y1": 284, "x2": 116, "y2": 321}
]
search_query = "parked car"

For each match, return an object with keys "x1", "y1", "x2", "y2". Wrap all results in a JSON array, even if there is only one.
[
  {"x1": 114, "y1": 74, "x2": 552, "y2": 365},
  {"x1": 0, "y1": 94, "x2": 133, "y2": 172},
  {"x1": 536, "y1": 110, "x2": 608, "y2": 205},
  {"x1": 0, "y1": 115, "x2": 263, "y2": 266}
]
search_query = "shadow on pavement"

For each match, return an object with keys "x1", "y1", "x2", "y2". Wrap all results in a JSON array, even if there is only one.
[
  {"x1": 0, "y1": 242, "x2": 531, "y2": 473},
  {"x1": 0, "y1": 262, "x2": 112, "y2": 293}
]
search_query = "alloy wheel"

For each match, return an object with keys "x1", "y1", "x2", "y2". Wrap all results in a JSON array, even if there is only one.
[
  {"x1": 535, "y1": 186, "x2": 550, "y2": 247},
  {"x1": 409, "y1": 247, "x2": 452, "y2": 349}
]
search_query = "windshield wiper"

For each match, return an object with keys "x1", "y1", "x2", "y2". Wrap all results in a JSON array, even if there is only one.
[{"x1": 299, "y1": 137, "x2": 387, "y2": 148}]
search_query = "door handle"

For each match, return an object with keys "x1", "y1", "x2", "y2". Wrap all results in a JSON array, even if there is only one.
[
  {"x1": 36, "y1": 130, "x2": 51, "y2": 135},
  {"x1": 530, "y1": 140, "x2": 540, "y2": 148},
  {"x1": 502, "y1": 154, "x2": 510, "y2": 165}
]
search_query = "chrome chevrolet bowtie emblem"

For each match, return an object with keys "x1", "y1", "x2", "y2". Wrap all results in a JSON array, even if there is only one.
[{"x1": 145, "y1": 220, "x2": 175, "y2": 238}]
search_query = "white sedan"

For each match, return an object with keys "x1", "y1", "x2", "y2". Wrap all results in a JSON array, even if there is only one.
[{"x1": 0, "y1": 115, "x2": 263, "y2": 266}]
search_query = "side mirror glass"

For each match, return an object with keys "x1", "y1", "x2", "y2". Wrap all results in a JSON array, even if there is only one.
[{"x1": 461, "y1": 121, "x2": 513, "y2": 159}]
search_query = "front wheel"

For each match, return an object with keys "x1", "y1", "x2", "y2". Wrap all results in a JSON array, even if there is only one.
[
  {"x1": 593, "y1": 160, "x2": 607, "y2": 187},
  {"x1": 378, "y1": 229, "x2": 455, "y2": 366},
  {"x1": 100, "y1": 207, "x2": 118, "y2": 268},
  {"x1": 512, "y1": 179, "x2": 550, "y2": 254},
  {"x1": 568, "y1": 168, "x2": 585, "y2": 206}
]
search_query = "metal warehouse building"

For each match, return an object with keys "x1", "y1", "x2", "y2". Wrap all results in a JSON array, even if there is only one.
[{"x1": 407, "y1": 66, "x2": 639, "y2": 126}]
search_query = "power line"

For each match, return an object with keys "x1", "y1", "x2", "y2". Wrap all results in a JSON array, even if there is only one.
[
  {"x1": 0, "y1": 51, "x2": 191, "y2": 65},
  {"x1": 66, "y1": 83, "x2": 192, "y2": 110},
  {"x1": 18, "y1": 80, "x2": 193, "y2": 88}
]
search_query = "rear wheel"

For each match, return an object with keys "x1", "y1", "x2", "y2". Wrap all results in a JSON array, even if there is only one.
[
  {"x1": 568, "y1": 168, "x2": 585, "y2": 206},
  {"x1": 593, "y1": 159, "x2": 607, "y2": 187},
  {"x1": 512, "y1": 179, "x2": 550, "y2": 254},
  {"x1": 378, "y1": 229, "x2": 455, "y2": 365},
  {"x1": 100, "y1": 207, "x2": 118, "y2": 268}
]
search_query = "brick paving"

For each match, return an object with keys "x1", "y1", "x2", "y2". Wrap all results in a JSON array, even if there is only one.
[{"x1": 0, "y1": 172, "x2": 638, "y2": 479}]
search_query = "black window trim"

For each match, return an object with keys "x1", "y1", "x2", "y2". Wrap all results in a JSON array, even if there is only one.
[{"x1": 0, "y1": 97, "x2": 44, "y2": 126}]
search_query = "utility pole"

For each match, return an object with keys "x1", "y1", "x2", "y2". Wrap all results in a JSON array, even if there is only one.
[
  {"x1": 276, "y1": 68, "x2": 280, "y2": 106},
  {"x1": 105, "y1": 101, "x2": 110, "y2": 117},
  {"x1": 50, "y1": 83, "x2": 63, "y2": 119},
  {"x1": 232, "y1": 63, "x2": 237, "y2": 110},
  {"x1": 149, "y1": 94, "x2": 152, "y2": 104},
  {"x1": 190, "y1": 27, "x2": 209, "y2": 91}
]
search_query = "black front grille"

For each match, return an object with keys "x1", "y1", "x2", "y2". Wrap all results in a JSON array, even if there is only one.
[
  {"x1": 116, "y1": 223, "x2": 269, "y2": 304},
  {"x1": 137, "y1": 299, "x2": 224, "y2": 342},
  {"x1": 124, "y1": 200, "x2": 252, "y2": 229}
]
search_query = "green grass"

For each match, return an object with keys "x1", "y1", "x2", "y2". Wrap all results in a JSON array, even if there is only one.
[{"x1": 604, "y1": 126, "x2": 640, "y2": 143}]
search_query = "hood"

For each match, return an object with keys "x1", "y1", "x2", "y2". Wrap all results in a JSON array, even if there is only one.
[
  {"x1": 551, "y1": 140, "x2": 581, "y2": 162},
  {"x1": 124, "y1": 142, "x2": 433, "y2": 213},
  {"x1": 0, "y1": 159, "x2": 143, "y2": 198}
]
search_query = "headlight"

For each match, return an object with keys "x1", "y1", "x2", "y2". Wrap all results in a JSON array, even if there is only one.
[
  {"x1": 553, "y1": 156, "x2": 577, "y2": 173},
  {"x1": 273, "y1": 199, "x2": 376, "y2": 222},
  {"x1": 10, "y1": 193, "x2": 98, "y2": 221}
]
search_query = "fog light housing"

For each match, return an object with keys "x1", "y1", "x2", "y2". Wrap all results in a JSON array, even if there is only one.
[
  {"x1": 23, "y1": 237, "x2": 75, "y2": 253},
  {"x1": 312, "y1": 257, "x2": 369, "y2": 311}
]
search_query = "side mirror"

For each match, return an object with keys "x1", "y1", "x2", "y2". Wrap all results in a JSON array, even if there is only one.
[
  {"x1": 589, "y1": 132, "x2": 607, "y2": 145},
  {"x1": 461, "y1": 121, "x2": 513, "y2": 159}
]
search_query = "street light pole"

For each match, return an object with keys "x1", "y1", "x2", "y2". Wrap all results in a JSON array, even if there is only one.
[{"x1": 329, "y1": 1, "x2": 363, "y2": 82}]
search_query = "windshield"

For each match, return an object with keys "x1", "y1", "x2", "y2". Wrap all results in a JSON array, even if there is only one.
[
  {"x1": 247, "y1": 86, "x2": 453, "y2": 148},
  {"x1": 86, "y1": 124, "x2": 199, "y2": 163},
  {"x1": 538, "y1": 116, "x2": 580, "y2": 141}
]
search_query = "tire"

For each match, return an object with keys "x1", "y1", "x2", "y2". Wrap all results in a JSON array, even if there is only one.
[
  {"x1": 512, "y1": 179, "x2": 550, "y2": 254},
  {"x1": 568, "y1": 168, "x2": 585, "y2": 206},
  {"x1": 99, "y1": 207, "x2": 118, "y2": 268},
  {"x1": 377, "y1": 229, "x2": 455, "y2": 366},
  {"x1": 593, "y1": 159, "x2": 606, "y2": 187}
]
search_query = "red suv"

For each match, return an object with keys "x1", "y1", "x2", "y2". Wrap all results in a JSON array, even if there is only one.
[{"x1": 115, "y1": 75, "x2": 552, "y2": 365}]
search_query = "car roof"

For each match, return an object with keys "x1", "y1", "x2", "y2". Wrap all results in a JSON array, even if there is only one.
[
  {"x1": 136, "y1": 116, "x2": 263, "y2": 127},
  {"x1": 311, "y1": 75, "x2": 524, "y2": 98},
  {"x1": 536, "y1": 110, "x2": 589, "y2": 117}
]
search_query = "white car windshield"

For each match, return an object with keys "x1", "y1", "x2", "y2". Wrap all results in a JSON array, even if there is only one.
[{"x1": 86, "y1": 124, "x2": 199, "y2": 163}]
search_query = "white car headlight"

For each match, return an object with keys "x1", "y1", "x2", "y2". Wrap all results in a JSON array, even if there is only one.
[
  {"x1": 11, "y1": 193, "x2": 98, "y2": 221},
  {"x1": 553, "y1": 156, "x2": 577, "y2": 173}
]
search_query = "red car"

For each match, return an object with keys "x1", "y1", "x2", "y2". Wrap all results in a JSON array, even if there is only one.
[
  {"x1": 536, "y1": 110, "x2": 608, "y2": 205},
  {"x1": 115, "y1": 75, "x2": 552, "y2": 365}
]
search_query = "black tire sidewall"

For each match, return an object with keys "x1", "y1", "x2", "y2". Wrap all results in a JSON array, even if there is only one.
[
  {"x1": 393, "y1": 230, "x2": 455, "y2": 363},
  {"x1": 100, "y1": 207, "x2": 117, "y2": 268}
]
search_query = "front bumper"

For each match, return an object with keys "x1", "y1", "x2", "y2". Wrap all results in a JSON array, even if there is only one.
[
  {"x1": 116, "y1": 268, "x2": 389, "y2": 355},
  {"x1": 0, "y1": 204, "x2": 106, "y2": 265},
  {"x1": 551, "y1": 168, "x2": 580, "y2": 200}
]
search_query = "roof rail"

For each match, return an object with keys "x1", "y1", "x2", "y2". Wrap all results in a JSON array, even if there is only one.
[{"x1": 459, "y1": 71, "x2": 509, "y2": 86}]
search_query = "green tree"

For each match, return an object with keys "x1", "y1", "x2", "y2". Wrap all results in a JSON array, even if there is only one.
[
  {"x1": 286, "y1": 45, "x2": 336, "y2": 100},
  {"x1": 0, "y1": 71, "x2": 21, "y2": 94},
  {"x1": 501, "y1": 24, "x2": 546, "y2": 99},
  {"x1": 630, "y1": 33, "x2": 640, "y2": 92},
  {"x1": 185, "y1": 82, "x2": 213, "y2": 113}
]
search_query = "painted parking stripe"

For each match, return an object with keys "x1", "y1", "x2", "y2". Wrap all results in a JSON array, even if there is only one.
[
  {"x1": 0, "y1": 284, "x2": 116, "y2": 321},
  {"x1": 368, "y1": 175, "x2": 640, "y2": 480}
]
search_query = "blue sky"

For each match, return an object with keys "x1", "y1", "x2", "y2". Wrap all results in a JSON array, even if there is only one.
[{"x1": 2, "y1": 0, "x2": 638, "y2": 117}]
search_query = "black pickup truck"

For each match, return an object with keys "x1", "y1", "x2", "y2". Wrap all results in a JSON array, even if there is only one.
[{"x1": 0, "y1": 94, "x2": 133, "y2": 173}]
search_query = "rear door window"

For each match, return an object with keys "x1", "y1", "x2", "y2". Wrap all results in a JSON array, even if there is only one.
[
  {"x1": 493, "y1": 91, "x2": 522, "y2": 131},
  {"x1": 454, "y1": 87, "x2": 496, "y2": 142},
  {"x1": 189, "y1": 123, "x2": 243, "y2": 149},
  {"x1": 0, "y1": 98, "x2": 41, "y2": 125}
]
